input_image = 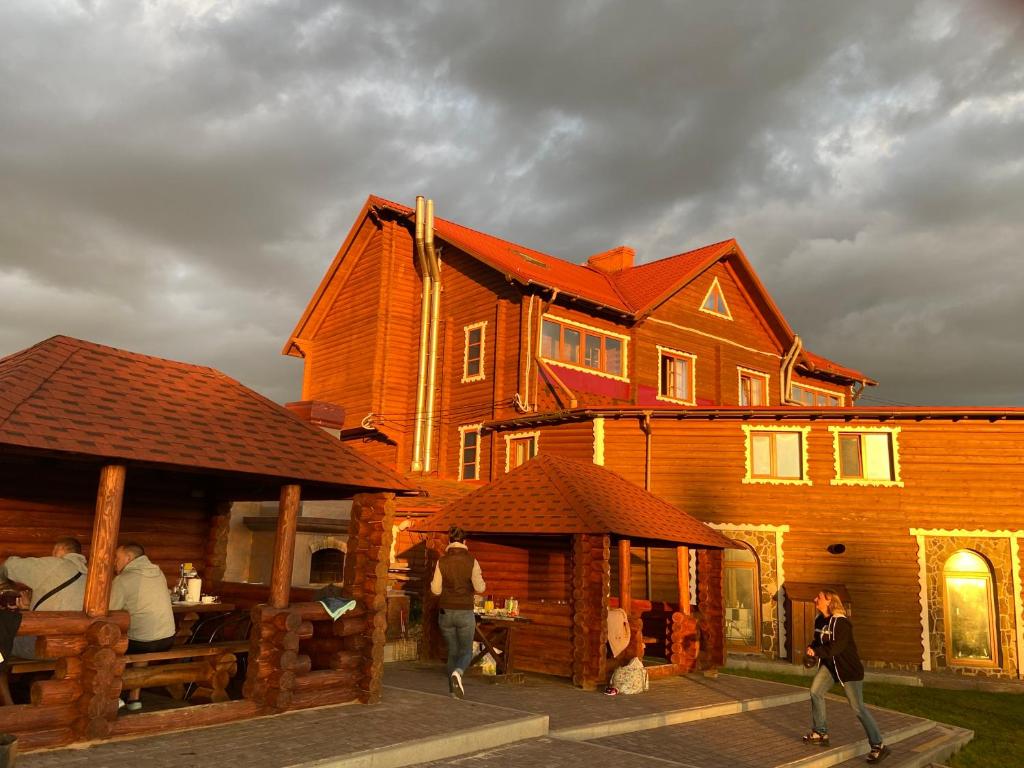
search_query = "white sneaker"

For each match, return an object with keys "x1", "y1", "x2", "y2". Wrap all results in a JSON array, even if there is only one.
[
  {"x1": 450, "y1": 670, "x2": 465, "y2": 699},
  {"x1": 126, "y1": 700, "x2": 143, "y2": 712},
  {"x1": 118, "y1": 698, "x2": 126, "y2": 710}
]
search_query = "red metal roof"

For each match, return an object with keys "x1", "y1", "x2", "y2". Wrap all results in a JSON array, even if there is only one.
[
  {"x1": 413, "y1": 454, "x2": 735, "y2": 547},
  {"x1": 798, "y1": 350, "x2": 872, "y2": 384},
  {"x1": 0, "y1": 336, "x2": 413, "y2": 494}
]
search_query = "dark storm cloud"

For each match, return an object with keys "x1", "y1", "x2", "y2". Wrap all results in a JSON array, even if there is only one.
[{"x1": 1, "y1": 0, "x2": 1022, "y2": 405}]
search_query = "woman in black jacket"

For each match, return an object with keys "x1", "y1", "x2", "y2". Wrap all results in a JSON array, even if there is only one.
[{"x1": 804, "y1": 590, "x2": 890, "y2": 763}]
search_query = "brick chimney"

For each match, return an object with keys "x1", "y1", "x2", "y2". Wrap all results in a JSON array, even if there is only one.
[{"x1": 586, "y1": 246, "x2": 635, "y2": 274}]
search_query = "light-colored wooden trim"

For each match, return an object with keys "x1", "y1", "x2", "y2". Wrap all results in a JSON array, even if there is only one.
[
  {"x1": 699, "y1": 276, "x2": 733, "y2": 320},
  {"x1": 504, "y1": 430, "x2": 540, "y2": 473},
  {"x1": 655, "y1": 345, "x2": 697, "y2": 406},
  {"x1": 593, "y1": 416, "x2": 605, "y2": 466},
  {"x1": 461, "y1": 321, "x2": 487, "y2": 383},
  {"x1": 458, "y1": 423, "x2": 483, "y2": 481},
  {"x1": 741, "y1": 424, "x2": 811, "y2": 486},
  {"x1": 1012, "y1": 536, "x2": 1024, "y2": 680},
  {"x1": 828, "y1": 426, "x2": 904, "y2": 487},
  {"x1": 737, "y1": 366, "x2": 771, "y2": 406},
  {"x1": 84, "y1": 463, "x2": 126, "y2": 617},
  {"x1": 911, "y1": 528, "x2": 1024, "y2": 537},
  {"x1": 914, "y1": 533, "x2": 932, "y2": 671},
  {"x1": 647, "y1": 317, "x2": 782, "y2": 360}
]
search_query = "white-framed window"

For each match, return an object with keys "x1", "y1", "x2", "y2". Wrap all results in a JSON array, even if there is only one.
[
  {"x1": 742, "y1": 425, "x2": 811, "y2": 485},
  {"x1": 829, "y1": 426, "x2": 903, "y2": 487},
  {"x1": 462, "y1": 321, "x2": 487, "y2": 383},
  {"x1": 738, "y1": 367, "x2": 770, "y2": 406},
  {"x1": 458, "y1": 424, "x2": 483, "y2": 481},
  {"x1": 657, "y1": 346, "x2": 696, "y2": 405},
  {"x1": 943, "y1": 550, "x2": 998, "y2": 668},
  {"x1": 504, "y1": 431, "x2": 539, "y2": 472},
  {"x1": 700, "y1": 276, "x2": 732, "y2": 319},
  {"x1": 791, "y1": 382, "x2": 843, "y2": 407},
  {"x1": 540, "y1": 313, "x2": 629, "y2": 381}
]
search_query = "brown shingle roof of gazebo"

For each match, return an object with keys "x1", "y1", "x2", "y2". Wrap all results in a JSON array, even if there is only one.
[
  {"x1": 0, "y1": 336, "x2": 413, "y2": 494},
  {"x1": 413, "y1": 454, "x2": 734, "y2": 548}
]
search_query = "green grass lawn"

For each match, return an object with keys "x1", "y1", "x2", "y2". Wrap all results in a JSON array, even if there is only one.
[{"x1": 724, "y1": 668, "x2": 1024, "y2": 768}]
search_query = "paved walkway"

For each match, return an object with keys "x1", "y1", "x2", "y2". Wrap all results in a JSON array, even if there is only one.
[{"x1": 18, "y1": 662, "x2": 971, "y2": 768}]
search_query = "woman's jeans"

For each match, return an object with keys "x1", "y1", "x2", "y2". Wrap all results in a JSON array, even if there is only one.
[
  {"x1": 439, "y1": 609, "x2": 476, "y2": 675},
  {"x1": 810, "y1": 665, "x2": 883, "y2": 745}
]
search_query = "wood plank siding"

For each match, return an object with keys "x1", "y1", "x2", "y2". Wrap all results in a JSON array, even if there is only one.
[{"x1": 512, "y1": 414, "x2": 1024, "y2": 669}]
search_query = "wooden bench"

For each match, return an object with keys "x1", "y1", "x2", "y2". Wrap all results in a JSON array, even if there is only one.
[{"x1": 1, "y1": 641, "x2": 249, "y2": 706}]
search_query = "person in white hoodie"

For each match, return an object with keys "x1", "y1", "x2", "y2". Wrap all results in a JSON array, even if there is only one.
[
  {"x1": 0, "y1": 537, "x2": 89, "y2": 658},
  {"x1": 110, "y1": 542, "x2": 176, "y2": 711}
]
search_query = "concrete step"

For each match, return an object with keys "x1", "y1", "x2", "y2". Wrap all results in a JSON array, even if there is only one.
[
  {"x1": 552, "y1": 689, "x2": 808, "y2": 741},
  {"x1": 777, "y1": 717, "x2": 936, "y2": 768},
  {"x1": 299, "y1": 709, "x2": 549, "y2": 768},
  {"x1": 828, "y1": 723, "x2": 973, "y2": 768}
]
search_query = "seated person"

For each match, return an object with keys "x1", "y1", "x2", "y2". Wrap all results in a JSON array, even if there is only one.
[
  {"x1": 0, "y1": 537, "x2": 88, "y2": 658},
  {"x1": 110, "y1": 543, "x2": 176, "y2": 711}
]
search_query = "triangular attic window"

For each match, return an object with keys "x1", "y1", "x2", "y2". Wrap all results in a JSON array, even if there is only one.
[{"x1": 700, "y1": 277, "x2": 732, "y2": 319}]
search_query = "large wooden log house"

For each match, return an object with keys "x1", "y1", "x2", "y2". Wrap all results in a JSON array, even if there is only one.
[
  {"x1": 284, "y1": 194, "x2": 1024, "y2": 683},
  {"x1": 0, "y1": 336, "x2": 413, "y2": 750}
]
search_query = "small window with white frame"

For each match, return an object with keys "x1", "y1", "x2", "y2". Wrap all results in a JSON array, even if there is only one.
[
  {"x1": 462, "y1": 322, "x2": 487, "y2": 383},
  {"x1": 791, "y1": 382, "x2": 843, "y2": 407},
  {"x1": 700, "y1": 276, "x2": 732, "y2": 319},
  {"x1": 505, "y1": 431, "x2": 539, "y2": 472},
  {"x1": 829, "y1": 426, "x2": 903, "y2": 486},
  {"x1": 657, "y1": 346, "x2": 696, "y2": 405},
  {"x1": 459, "y1": 424, "x2": 483, "y2": 481},
  {"x1": 742, "y1": 425, "x2": 810, "y2": 485},
  {"x1": 738, "y1": 367, "x2": 770, "y2": 406}
]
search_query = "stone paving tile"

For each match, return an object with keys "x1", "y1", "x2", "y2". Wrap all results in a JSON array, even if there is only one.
[
  {"x1": 587, "y1": 699, "x2": 925, "y2": 768},
  {"x1": 18, "y1": 688, "x2": 528, "y2": 768},
  {"x1": 384, "y1": 663, "x2": 801, "y2": 732}
]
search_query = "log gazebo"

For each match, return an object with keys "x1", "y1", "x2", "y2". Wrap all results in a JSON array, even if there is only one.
[
  {"x1": 413, "y1": 454, "x2": 736, "y2": 689},
  {"x1": 0, "y1": 336, "x2": 413, "y2": 750}
]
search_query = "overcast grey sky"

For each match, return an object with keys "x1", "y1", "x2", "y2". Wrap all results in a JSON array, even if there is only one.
[{"x1": 2, "y1": 0, "x2": 1022, "y2": 407}]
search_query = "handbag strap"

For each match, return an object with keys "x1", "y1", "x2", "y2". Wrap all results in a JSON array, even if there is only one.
[{"x1": 32, "y1": 571, "x2": 82, "y2": 610}]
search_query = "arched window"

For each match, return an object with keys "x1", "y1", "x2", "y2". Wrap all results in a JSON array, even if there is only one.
[
  {"x1": 943, "y1": 550, "x2": 997, "y2": 667},
  {"x1": 724, "y1": 544, "x2": 761, "y2": 653},
  {"x1": 309, "y1": 547, "x2": 345, "y2": 585}
]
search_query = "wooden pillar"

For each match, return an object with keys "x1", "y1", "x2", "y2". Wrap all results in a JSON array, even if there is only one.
[
  {"x1": 420, "y1": 532, "x2": 446, "y2": 663},
  {"x1": 347, "y1": 492, "x2": 396, "y2": 703},
  {"x1": 696, "y1": 548, "x2": 725, "y2": 669},
  {"x1": 617, "y1": 539, "x2": 632, "y2": 615},
  {"x1": 676, "y1": 546, "x2": 691, "y2": 615},
  {"x1": 269, "y1": 484, "x2": 301, "y2": 609},
  {"x1": 572, "y1": 534, "x2": 609, "y2": 690},
  {"x1": 84, "y1": 464, "x2": 126, "y2": 618}
]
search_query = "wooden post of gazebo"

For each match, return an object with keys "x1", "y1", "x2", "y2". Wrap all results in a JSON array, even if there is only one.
[
  {"x1": 571, "y1": 533, "x2": 609, "y2": 690},
  {"x1": 76, "y1": 463, "x2": 130, "y2": 741},
  {"x1": 244, "y1": 483, "x2": 304, "y2": 710},
  {"x1": 697, "y1": 548, "x2": 725, "y2": 668},
  {"x1": 676, "y1": 546, "x2": 690, "y2": 615}
]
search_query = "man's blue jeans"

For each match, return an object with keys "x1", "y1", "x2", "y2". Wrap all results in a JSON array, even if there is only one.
[
  {"x1": 810, "y1": 665, "x2": 883, "y2": 746},
  {"x1": 439, "y1": 609, "x2": 476, "y2": 675}
]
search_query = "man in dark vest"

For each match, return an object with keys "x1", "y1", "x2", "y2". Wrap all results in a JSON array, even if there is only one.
[{"x1": 430, "y1": 525, "x2": 486, "y2": 698}]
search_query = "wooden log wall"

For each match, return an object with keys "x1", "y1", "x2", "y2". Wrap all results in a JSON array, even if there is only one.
[
  {"x1": 5, "y1": 611, "x2": 130, "y2": 750},
  {"x1": 571, "y1": 534, "x2": 609, "y2": 690},
  {"x1": 697, "y1": 548, "x2": 725, "y2": 669},
  {"x1": 0, "y1": 458, "x2": 214, "y2": 588},
  {"x1": 419, "y1": 532, "x2": 447, "y2": 664},
  {"x1": 342, "y1": 492, "x2": 396, "y2": 704}
]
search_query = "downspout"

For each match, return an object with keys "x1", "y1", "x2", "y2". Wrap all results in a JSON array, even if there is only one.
[
  {"x1": 522, "y1": 295, "x2": 534, "y2": 411},
  {"x1": 780, "y1": 335, "x2": 803, "y2": 405},
  {"x1": 422, "y1": 199, "x2": 442, "y2": 473},
  {"x1": 411, "y1": 196, "x2": 431, "y2": 472},
  {"x1": 535, "y1": 289, "x2": 559, "y2": 412},
  {"x1": 640, "y1": 411, "x2": 652, "y2": 491}
]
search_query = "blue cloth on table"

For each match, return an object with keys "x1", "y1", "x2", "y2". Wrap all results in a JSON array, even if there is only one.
[{"x1": 319, "y1": 597, "x2": 357, "y2": 620}]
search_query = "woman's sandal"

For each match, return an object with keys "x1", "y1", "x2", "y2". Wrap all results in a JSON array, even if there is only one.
[
  {"x1": 802, "y1": 731, "x2": 830, "y2": 746},
  {"x1": 866, "y1": 744, "x2": 890, "y2": 763}
]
